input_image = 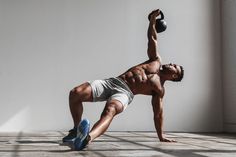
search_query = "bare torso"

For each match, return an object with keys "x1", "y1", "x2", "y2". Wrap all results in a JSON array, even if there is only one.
[{"x1": 118, "y1": 58, "x2": 164, "y2": 96}]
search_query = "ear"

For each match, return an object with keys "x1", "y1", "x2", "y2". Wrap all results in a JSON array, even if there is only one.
[{"x1": 172, "y1": 74, "x2": 178, "y2": 79}]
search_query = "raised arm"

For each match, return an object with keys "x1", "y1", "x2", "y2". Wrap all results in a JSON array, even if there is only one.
[
  {"x1": 147, "y1": 9, "x2": 161, "y2": 61},
  {"x1": 152, "y1": 93, "x2": 176, "y2": 142}
]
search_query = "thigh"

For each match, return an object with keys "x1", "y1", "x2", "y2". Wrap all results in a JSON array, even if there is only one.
[
  {"x1": 71, "y1": 82, "x2": 93, "y2": 102},
  {"x1": 88, "y1": 79, "x2": 112, "y2": 102},
  {"x1": 104, "y1": 99, "x2": 125, "y2": 115},
  {"x1": 108, "y1": 93, "x2": 129, "y2": 111}
]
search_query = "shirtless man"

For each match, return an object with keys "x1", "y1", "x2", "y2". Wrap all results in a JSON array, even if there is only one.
[{"x1": 63, "y1": 9, "x2": 184, "y2": 150}]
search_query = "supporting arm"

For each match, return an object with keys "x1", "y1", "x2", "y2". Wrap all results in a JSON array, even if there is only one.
[{"x1": 151, "y1": 93, "x2": 176, "y2": 142}]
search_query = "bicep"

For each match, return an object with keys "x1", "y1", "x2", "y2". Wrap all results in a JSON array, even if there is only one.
[
  {"x1": 147, "y1": 39, "x2": 161, "y2": 61},
  {"x1": 147, "y1": 39, "x2": 157, "y2": 59},
  {"x1": 151, "y1": 94, "x2": 163, "y2": 116}
]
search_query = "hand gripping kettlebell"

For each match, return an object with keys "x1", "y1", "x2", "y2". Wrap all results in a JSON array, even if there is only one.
[{"x1": 156, "y1": 11, "x2": 167, "y2": 33}]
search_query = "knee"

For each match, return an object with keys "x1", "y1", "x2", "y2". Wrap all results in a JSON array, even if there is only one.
[
  {"x1": 69, "y1": 87, "x2": 83, "y2": 103},
  {"x1": 101, "y1": 105, "x2": 117, "y2": 117}
]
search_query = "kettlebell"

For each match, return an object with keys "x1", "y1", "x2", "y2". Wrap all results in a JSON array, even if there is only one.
[{"x1": 156, "y1": 11, "x2": 167, "y2": 33}]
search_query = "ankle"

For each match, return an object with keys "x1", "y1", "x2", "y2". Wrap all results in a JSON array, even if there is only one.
[{"x1": 87, "y1": 135, "x2": 92, "y2": 144}]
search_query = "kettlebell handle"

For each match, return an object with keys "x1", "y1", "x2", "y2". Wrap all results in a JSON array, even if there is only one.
[{"x1": 159, "y1": 10, "x2": 164, "y2": 20}]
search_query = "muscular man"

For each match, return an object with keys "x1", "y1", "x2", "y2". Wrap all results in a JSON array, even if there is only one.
[{"x1": 63, "y1": 9, "x2": 184, "y2": 150}]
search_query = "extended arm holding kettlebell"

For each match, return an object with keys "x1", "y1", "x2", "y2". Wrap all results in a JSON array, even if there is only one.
[
  {"x1": 147, "y1": 9, "x2": 167, "y2": 61},
  {"x1": 147, "y1": 9, "x2": 161, "y2": 61}
]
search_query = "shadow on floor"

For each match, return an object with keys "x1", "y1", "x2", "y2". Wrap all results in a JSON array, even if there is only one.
[{"x1": 4, "y1": 132, "x2": 236, "y2": 157}]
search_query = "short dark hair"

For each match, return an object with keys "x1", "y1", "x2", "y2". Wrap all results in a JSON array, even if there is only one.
[{"x1": 173, "y1": 66, "x2": 184, "y2": 82}]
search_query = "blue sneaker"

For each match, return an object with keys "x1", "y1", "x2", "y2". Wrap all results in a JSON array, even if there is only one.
[{"x1": 73, "y1": 119, "x2": 90, "y2": 151}]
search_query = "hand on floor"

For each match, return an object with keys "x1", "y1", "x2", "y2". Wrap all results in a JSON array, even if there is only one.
[{"x1": 160, "y1": 137, "x2": 177, "y2": 142}]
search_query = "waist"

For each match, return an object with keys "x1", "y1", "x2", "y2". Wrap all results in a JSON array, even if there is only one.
[{"x1": 110, "y1": 77, "x2": 134, "y2": 95}]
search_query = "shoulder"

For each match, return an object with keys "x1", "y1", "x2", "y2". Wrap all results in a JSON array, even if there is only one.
[
  {"x1": 152, "y1": 87, "x2": 165, "y2": 98},
  {"x1": 148, "y1": 56, "x2": 162, "y2": 63},
  {"x1": 150, "y1": 77, "x2": 165, "y2": 98},
  {"x1": 146, "y1": 57, "x2": 162, "y2": 70}
]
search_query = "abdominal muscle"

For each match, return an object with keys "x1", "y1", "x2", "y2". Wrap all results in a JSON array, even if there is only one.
[{"x1": 118, "y1": 66, "x2": 158, "y2": 95}]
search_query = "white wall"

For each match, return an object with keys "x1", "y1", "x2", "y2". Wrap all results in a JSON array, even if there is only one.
[
  {"x1": 221, "y1": 0, "x2": 236, "y2": 132},
  {"x1": 0, "y1": 0, "x2": 223, "y2": 132}
]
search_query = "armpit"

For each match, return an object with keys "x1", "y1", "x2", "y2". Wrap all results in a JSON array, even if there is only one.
[{"x1": 150, "y1": 56, "x2": 162, "y2": 62}]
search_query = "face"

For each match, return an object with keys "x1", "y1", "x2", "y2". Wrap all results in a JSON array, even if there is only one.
[{"x1": 162, "y1": 63, "x2": 181, "y2": 80}]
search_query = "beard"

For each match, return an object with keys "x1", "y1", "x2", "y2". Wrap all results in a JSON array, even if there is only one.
[
  {"x1": 162, "y1": 64, "x2": 170, "y2": 70},
  {"x1": 161, "y1": 65, "x2": 172, "y2": 74}
]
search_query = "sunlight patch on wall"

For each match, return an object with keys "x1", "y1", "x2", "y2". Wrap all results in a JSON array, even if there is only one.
[{"x1": 0, "y1": 107, "x2": 30, "y2": 132}]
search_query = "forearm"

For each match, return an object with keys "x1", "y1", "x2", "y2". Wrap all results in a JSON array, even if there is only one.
[
  {"x1": 148, "y1": 18, "x2": 157, "y2": 40},
  {"x1": 147, "y1": 14, "x2": 159, "y2": 60},
  {"x1": 154, "y1": 113, "x2": 164, "y2": 140}
]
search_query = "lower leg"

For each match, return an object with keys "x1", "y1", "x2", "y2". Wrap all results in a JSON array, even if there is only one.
[
  {"x1": 68, "y1": 83, "x2": 93, "y2": 128},
  {"x1": 69, "y1": 89, "x2": 85, "y2": 127},
  {"x1": 88, "y1": 101, "x2": 124, "y2": 143},
  {"x1": 62, "y1": 97, "x2": 83, "y2": 143},
  {"x1": 69, "y1": 100, "x2": 83, "y2": 128},
  {"x1": 88, "y1": 113, "x2": 114, "y2": 142}
]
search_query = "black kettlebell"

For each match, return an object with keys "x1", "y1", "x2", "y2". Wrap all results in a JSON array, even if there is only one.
[{"x1": 156, "y1": 11, "x2": 167, "y2": 33}]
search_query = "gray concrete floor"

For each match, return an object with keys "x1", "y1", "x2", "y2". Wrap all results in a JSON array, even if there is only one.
[{"x1": 0, "y1": 132, "x2": 235, "y2": 157}]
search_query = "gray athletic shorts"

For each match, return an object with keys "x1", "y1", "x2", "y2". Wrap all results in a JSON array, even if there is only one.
[{"x1": 88, "y1": 77, "x2": 134, "y2": 110}]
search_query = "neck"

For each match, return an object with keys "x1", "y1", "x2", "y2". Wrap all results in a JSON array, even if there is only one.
[
  {"x1": 160, "y1": 77, "x2": 166, "y2": 85},
  {"x1": 159, "y1": 70, "x2": 166, "y2": 85}
]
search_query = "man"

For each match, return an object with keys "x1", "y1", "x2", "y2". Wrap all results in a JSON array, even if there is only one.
[{"x1": 63, "y1": 9, "x2": 184, "y2": 150}]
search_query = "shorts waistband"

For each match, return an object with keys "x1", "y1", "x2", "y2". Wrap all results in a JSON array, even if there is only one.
[{"x1": 113, "y1": 77, "x2": 134, "y2": 96}]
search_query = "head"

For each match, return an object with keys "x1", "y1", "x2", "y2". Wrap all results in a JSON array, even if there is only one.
[{"x1": 161, "y1": 63, "x2": 184, "y2": 82}]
